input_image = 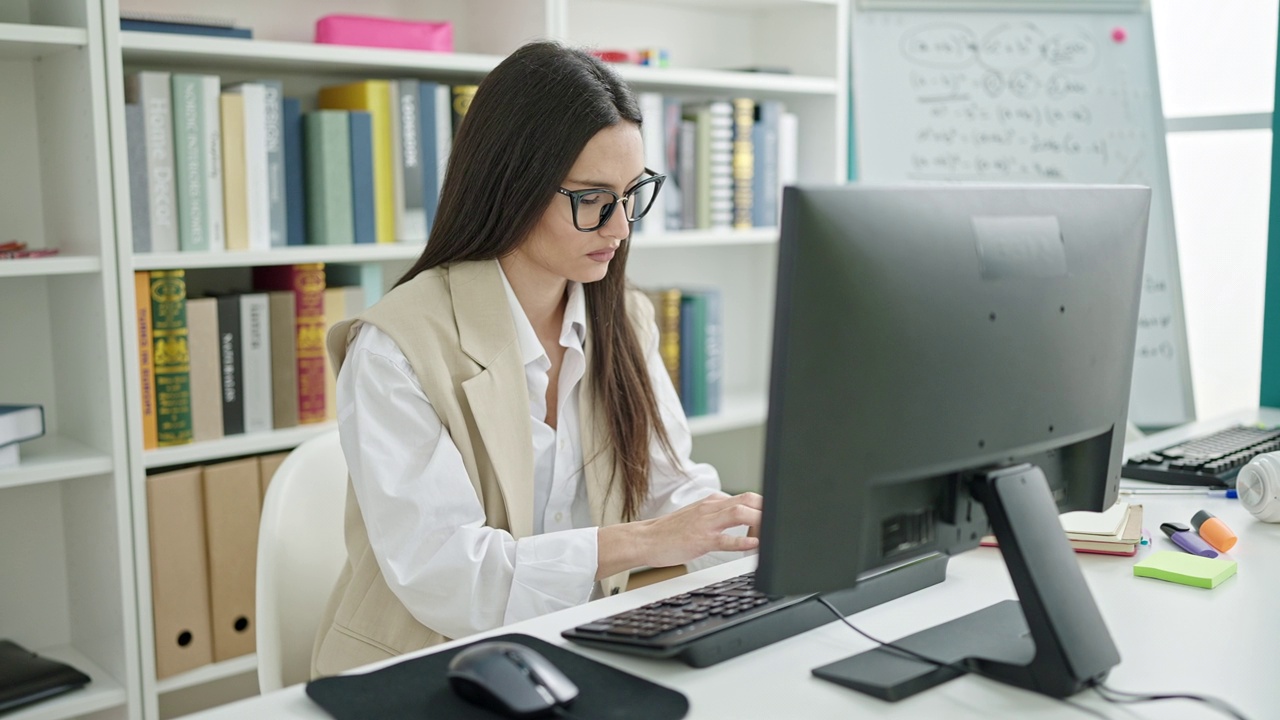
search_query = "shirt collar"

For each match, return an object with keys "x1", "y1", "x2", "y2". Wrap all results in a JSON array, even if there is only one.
[{"x1": 497, "y1": 263, "x2": 587, "y2": 368}]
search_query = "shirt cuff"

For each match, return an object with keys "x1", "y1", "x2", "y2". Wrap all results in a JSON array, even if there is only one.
[{"x1": 503, "y1": 526, "x2": 599, "y2": 625}]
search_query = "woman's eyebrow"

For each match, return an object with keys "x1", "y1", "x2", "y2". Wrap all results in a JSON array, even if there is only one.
[{"x1": 564, "y1": 171, "x2": 646, "y2": 189}]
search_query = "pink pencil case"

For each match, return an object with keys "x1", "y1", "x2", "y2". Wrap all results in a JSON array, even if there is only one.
[{"x1": 315, "y1": 14, "x2": 453, "y2": 53}]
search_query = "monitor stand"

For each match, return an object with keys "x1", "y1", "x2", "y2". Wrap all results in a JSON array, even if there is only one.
[{"x1": 812, "y1": 463, "x2": 1121, "y2": 702}]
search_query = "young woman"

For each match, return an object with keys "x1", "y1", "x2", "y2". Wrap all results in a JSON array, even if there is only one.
[{"x1": 312, "y1": 40, "x2": 762, "y2": 677}]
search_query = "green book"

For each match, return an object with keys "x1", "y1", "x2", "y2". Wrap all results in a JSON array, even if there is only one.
[
  {"x1": 150, "y1": 270, "x2": 193, "y2": 446},
  {"x1": 304, "y1": 111, "x2": 354, "y2": 245},
  {"x1": 172, "y1": 74, "x2": 209, "y2": 251}
]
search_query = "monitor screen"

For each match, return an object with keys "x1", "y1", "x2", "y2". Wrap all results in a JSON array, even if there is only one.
[{"x1": 755, "y1": 183, "x2": 1150, "y2": 699}]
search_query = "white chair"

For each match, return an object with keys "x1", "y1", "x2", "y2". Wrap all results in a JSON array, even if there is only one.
[{"x1": 255, "y1": 429, "x2": 349, "y2": 692}]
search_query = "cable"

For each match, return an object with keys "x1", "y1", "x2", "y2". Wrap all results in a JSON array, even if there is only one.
[
  {"x1": 1090, "y1": 680, "x2": 1251, "y2": 720},
  {"x1": 815, "y1": 596, "x2": 1110, "y2": 720}
]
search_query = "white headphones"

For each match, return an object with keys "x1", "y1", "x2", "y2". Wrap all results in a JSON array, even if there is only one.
[{"x1": 1235, "y1": 452, "x2": 1280, "y2": 523}]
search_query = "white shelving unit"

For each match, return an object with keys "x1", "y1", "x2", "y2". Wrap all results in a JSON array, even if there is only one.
[
  {"x1": 0, "y1": 2, "x2": 139, "y2": 720},
  {"x1": 94, "y1": 0, "x2": 847, "y2": 716}
]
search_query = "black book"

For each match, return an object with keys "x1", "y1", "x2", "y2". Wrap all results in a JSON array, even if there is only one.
[
  {"x1": 0, "y1": 640, "x2": 91, "y2": 713},
  {"x1": 216, "y1": 294, "x2": 245, "y2": 436}
]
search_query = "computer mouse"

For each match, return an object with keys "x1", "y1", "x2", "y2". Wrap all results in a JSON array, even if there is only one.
[{"x1": 446, "y1": 641, "x2": 579, "y2": 719}]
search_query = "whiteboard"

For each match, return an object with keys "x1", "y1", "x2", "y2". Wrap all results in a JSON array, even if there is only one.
[{"x1": 851, "y1": 6, "x2": 1195, "y2": 427}]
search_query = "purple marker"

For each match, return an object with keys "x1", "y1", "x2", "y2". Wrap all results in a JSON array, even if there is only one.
[{"x1": 1159, "y1": 522, "x2": 1218, "y2": 558}]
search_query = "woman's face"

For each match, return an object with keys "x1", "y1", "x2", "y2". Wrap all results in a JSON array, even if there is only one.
[{"x1": 515, "y1": 121, "x2": 646, "y2": 285}]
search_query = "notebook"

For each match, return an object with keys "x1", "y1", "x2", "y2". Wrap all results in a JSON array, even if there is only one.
[{"x1": 982, "y1": 502, "x2": 1144, "y2": 556}]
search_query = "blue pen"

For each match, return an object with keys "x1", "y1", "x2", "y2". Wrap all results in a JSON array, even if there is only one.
[{"x1": 1119, "y1": 488, "x2": 1237, "y2": 498}]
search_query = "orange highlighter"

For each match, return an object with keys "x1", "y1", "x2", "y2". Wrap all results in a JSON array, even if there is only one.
[{"x1": 1191, "y1": 510, "x2": 1237, "y2": 552}]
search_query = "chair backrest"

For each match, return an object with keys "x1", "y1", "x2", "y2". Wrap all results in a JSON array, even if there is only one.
[{"x1": 255, "y1": 429, "x2": 349, "y2": 692}]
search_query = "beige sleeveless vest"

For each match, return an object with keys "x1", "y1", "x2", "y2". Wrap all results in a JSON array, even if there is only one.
[{"x1": 311, "y1": 259, "x2": 645, "y2": 677}]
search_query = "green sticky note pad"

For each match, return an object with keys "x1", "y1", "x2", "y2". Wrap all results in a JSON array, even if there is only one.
[{"x1": 1133, "y1": 551, "x2": 1237, "y2": 589}]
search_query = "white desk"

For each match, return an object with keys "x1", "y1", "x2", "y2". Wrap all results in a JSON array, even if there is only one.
[{"x1": 191, "y1": 413, "x2": 1280, "y2": 719}]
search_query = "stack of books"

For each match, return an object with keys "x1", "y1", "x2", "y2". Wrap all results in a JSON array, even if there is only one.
[
  {"x1": 0, "y1": 404, "x2": 45, "y2": 469},
  {"x1": 983, "y1": 501, "x2": 1144, "y2": 556}
]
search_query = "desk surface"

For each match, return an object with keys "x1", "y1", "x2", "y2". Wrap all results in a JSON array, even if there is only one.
[{"x1": 192, "y1": 410, "x2": 1280, "y2": 720}]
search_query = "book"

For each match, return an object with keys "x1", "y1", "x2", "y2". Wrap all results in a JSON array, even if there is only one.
[
  {"x1": 267, "y1": 291, "x2": 299, "y2": 429},
  {"x1": 150, "y1": 270, "x2": 193, "y2": 446},
  {"x1": 394, "y1": 78, "x2": 428, "y2": 242},
  {"x1": 253, "y1": 264, "x2": 327, "y2": 424},
  {"x1": 185, "y1": 297, "x2": 224, "y2": 442},
  {"x1": 982, "y1": 502, "x2": 1144, "y2": 556},
  {"x1": 172, "y1": 74, "x2": 217, "y2": 252},
  {"x1": 125, "y1": 72, "x2": 178, "y2": 253},
  {"x1": 120, "y1": 19, "x2": 252, "y2": 38},
  {"x1": 322, "y1": 287, "x2": 347, "y2": 422},
  {"x1": 0, "y1": 404, "x2": 45, "y2": 454},
  {"x1": 215, "y1": 294, "x2": 244, "y2": 436},
  {"x1": 220, "y1": 92, "x2": 248, "y2": 251},
  {"x1": 124, "y1": 104, "x2": 151, "y2": 252},
  {"x1": 134, "y1": 272, "x2": 159, "y2": 450},
  {"x1": 326, "y1": 263, "x2": 383, "y2": 310},
  {"x1": 731, "y1": 98, "x2": 755, "y2": 229},
  {"x1": 318, "y1": 81, "x2": 395, "y2": 244},
  {"x1": 224, "y1": 83, "x2": 271, "y2": 251},
  {"x1": 282, "y1": 98, "x2": 307, "y2": 246},
  {"x1": 646, "y1": 288, "x2": 681, "y2": 394},
  {"x1": 418, "y1": 81, "x2": 445, "y2": 237},
  {"x1": 304, "y1": 111, "x2": 354, "y2": 246},
  {"x1": 662, "y1": 98, "x2": 683, "y2": 231},
  {"x1": 637, "y1": 92, "x2": 668, "y2": 236},
  {"x1": 259, "y1": 80, "x2": 287, "y2": 248},
  {"x1": 240, "y1": 293, "x2": 274, "y2": 433},
  {"x1": 450, "y1": 84, "x2": 478, "y2": 136},
  {"x1": 707, "y1": 101, "x2": 734, "y2": 230},
  {"x1": 751, "y1": 100, "x2": 783, "y2": 228},
  {"x1": 349, "y1": 111, "x2": 376, "y2": 245}
]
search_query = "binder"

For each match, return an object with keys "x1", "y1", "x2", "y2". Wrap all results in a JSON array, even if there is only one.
[
  {"x1": 146, "y1": 467, "x2": 214, "y2": 678},
  {"x1": 202, "y1": 457, "x2": 262, "y2": 661},
  {"x1": 257, "y1": 451, "x2": 290, "y2": 503}
]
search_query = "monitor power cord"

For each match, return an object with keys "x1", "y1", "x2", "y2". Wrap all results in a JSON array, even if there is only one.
[{"x1": 817, "y1": 597, "x2": 1252, "y2": 720}]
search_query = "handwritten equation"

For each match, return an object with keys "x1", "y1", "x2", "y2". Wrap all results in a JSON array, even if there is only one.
[{"x1": 888, "y1": 21, "x2": 1151, "y2": 185}]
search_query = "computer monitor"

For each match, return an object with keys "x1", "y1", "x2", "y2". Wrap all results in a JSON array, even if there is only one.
[{"x1": 756, "y1": 184, "x2": 1150, "y2": 701}]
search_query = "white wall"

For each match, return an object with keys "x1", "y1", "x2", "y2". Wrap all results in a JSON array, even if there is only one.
[{"x1": 1152, "y1": 0, "x2": 1277, "y2": 420}]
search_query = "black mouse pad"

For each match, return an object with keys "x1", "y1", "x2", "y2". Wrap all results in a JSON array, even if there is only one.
[{"x1": 306, "y1": 633, "x2": 688, "y2": 720}]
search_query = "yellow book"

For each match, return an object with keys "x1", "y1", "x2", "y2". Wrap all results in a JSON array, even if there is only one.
[
  {"x1": 317, "y1": 81, "x2": 395, "y2": 244},
  {"x1": 220, "y1": 93, "x2": 248, "y2": 251},
  {"x1": 321, "y1": 287, "x2": 347, "y2": 421},
  {"x1": 134, "y1": 271, "x2": 158, "y2": 450}
]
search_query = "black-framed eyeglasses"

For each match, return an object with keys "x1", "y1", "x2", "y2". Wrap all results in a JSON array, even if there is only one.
[{"x1": 557, "y1": 169, "x2": 666, "y2": 232}]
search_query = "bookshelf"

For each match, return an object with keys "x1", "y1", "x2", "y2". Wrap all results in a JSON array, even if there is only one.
[
  {"x1": 0, "y1": 2, "x2": 140, "y2": 719},
  {"x1": 94, "y1": 0, "x2": 848, "y2": 716}
]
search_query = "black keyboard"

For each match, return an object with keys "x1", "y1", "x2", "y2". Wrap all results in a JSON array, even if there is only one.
[
  {"x1": 562, "y1": 572, "x2": 811, "y2": 665},
  {"x1": 562, "y1": 557, "x2": 949, "y2": 668},
  {"x1": 1123, "y1": 425, "x2": 1280, "y2": 486}
]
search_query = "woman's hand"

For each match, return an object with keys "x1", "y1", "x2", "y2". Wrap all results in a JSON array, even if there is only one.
[{"x1": 597, "y1": 492, "x2": 763, "y2": 579}]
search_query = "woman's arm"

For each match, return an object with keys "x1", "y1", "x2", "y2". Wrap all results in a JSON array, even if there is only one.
[
  {"x1": 339, "y1": 325, "x2": 602, "y2": 635},
  {"x1": 593, "y1": 311, "x2": 763, "y2": 577}
]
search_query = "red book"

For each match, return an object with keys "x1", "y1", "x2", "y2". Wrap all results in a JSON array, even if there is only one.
[{"x1": 253, "y1": 264, "x2": 327, "y2": 423}]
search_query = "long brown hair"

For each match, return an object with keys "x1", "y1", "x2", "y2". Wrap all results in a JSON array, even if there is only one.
[{"x1": 396, "y1": 41, "x2": 679, "y2": 521}]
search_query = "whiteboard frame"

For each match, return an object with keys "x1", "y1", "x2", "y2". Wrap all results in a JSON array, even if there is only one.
[
  {"x1": 847, "y1": 3, "x2": 1196, "y2": 427},
  {"x1": 858, "y1": 0, "x2": 1145, "y2": 12}
]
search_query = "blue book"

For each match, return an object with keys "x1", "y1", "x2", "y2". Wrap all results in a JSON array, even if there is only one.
[
  {"x1": 282, "y1": 98, "x2": 306, "y2": 246},
  {"x1": 0, "y1": 404, "x2": 45, "y2": 447},
  {"x1": 120, "y1": 20, "x2": 252, "y2": 38},
  {"x1": 751, "y1": 101, "x2": 782, "y2": 228},
  {"x1": 418, "y1": 81, "x2": 441, "y2": 238},
  {"x1": 348, "y1": 111, "x2": 377, "y2": 245}
]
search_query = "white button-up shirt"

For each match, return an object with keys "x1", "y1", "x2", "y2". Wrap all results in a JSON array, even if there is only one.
[{"x1": 336, "y1": 268, "x2": 734, "y2": 640}]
